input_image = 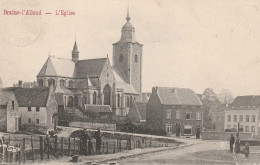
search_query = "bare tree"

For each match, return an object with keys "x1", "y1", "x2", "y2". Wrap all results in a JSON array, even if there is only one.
[{"x1": 218, "y1": 89, "x2": 234, "y2": 107}]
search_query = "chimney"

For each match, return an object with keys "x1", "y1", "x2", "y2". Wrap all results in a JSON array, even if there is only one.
[{"x1": 18, "y1": 80, "x2": 23, "y2": 87}]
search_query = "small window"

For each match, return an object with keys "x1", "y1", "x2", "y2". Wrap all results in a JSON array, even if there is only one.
[
  {"x1": 135, "y1": 55, "x2": 138, "y2": 62},
  {"x1": 28, "y1": 118, "x2": 31, "y2": 123},
  {"x1": 28, "y1": 107, "x2": 31, "y2": 112},
  {"x1": 36, "y1": 107, "x2": 40, "y2": 112},
  {"x1": 245, "y1": 126, "x2": 249, "y2": 132},
  {"x1": 239, "y1": 125, "x2": 244, "y2": 132},
  {"x1": 119, "y1": 54, "x2": 123, "y2": 62},
  {"x1": 36, "y1": 119, "x2": 40, "y2": 124},
  {"x1": 186, "y1": 112, "x2": 191, "y2": 120},
  {"x1": 246, "y1": 115, "x2": 249, "y2": 122},
  {"x1": 12, "y1": 101, "x2": 14, "y2": 110},
  {"x1": 228, "y1": 115, "x2": 231, "y2": 122},
  {"x1": 252, "y1": 115, "x2": 256, "y2": 122},
  {"x1": 234, "y1": 115, "x2": 237, "y2": 122},
  {"x1": 166, "y1": 124, "x2": 172, "y2": 133},
  {"x1": 239, "y1": 115, "x2": 243, "y2": 122},
  {"x1": 252, "y1": 126, "x2": 255, "y2": 133}
]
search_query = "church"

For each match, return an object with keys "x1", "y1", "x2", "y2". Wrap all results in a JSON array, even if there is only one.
[{"x1": 37, "y1": 11, "x2": 143, "y2": 119}]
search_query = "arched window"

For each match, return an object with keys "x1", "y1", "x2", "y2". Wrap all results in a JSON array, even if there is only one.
[
  {"x1": 67, "y1": 96, "x2": 74, "y2": 107},
  {"x1": 119, "y1": 54, "x2": 123, "y2": 62},
  {"x1": 103, "y1": 84, "x2": 111, "y2": 106},
  {"x1": 82, "y1": 96, "x2": 87, "y2": 106},
  {"x1": 93, "y1": 92, "x2": 97, "y2": 105},
  {"x1": 60, "y1": 79, "x2": 65, "y2": 87},
  {"x1": 74, "y1": 96, "x2": 78, "y2": 107},
  {"x1": 117, "y1": 94, "x2": 120, "y2": 108},
  {"x1": 39, "y1": 79, "x2": 43, "y2": 86},
  {"x1": 48, "y1": 79, "x2": 52, "y2": 86},
  {"x1": 127, "y1": 96, "x2": 130, "y2": 107},
  {"x1": 135, "y1": 55, "x2": 138, "y2": 62}
]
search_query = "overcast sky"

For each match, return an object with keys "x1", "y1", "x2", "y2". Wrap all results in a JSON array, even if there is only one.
[{"x1": 1, "y1": 0, "x2": 260, "y2": 97}]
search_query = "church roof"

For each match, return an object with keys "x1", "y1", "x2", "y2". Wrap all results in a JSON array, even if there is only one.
[
  {"x1": 4, "y1": 87, "x2": 50, "y2": 107},
  {"x1": 37, "y1": 57, "x2": 76, "y2": 78},
  {"x1": 76, "y1": 58, "x2": 107, "y2": 78},
  {"x1": 154, "y1": 87, "x2": 202, "y2": 106},
  {"x1": 113, "y1": 68, "x2": 138, "y2": 94},
  {"x1": 72, "y1": 41, "x2": 79, "y2": 53}
]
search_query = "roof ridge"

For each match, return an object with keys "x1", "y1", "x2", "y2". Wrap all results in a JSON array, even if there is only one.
[{"x1": 78, "y1": 58, "x2": 107, "y2": 62}]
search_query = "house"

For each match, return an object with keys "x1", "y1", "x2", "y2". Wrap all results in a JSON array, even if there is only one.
[
  {"x1": 4, "y1": 86, "x2": 58, "y2": 132},
  {"x1": 128, "y1": 102, "x2": 147, "y2": 123},
  {"x1": 0, "y1": 90, "x2": 19, "y2": 132},
  {"x1": 224, "y1": 95, "x2": 260, "y2": 136},
  {"x1": 146, "y1": 87, "x2": 203, "y2": 136}
]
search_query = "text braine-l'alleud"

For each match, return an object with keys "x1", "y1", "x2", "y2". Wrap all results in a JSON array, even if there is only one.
[{"x1": 3, "y1": 10, "x2": 75, "y2": 16}]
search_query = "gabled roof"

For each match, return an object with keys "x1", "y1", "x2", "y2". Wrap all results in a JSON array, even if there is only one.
[
  {"x1": 135, "y1": 102, "x2": 147, "y2": 121},
  {"x1": 37, "y1": 57, "x2": 76, "y2": 78},
  {"x1": 76, "y1": 58, "x2": 107, "y2": 78},
  {"x1": 3, "y1": 87, "x2": 50, "y2": 107},
  {"x1": 154, "y1": 87, "x2": 202, "y2": 106},
  {"x1": 113, "y1": 68, "x2": 138, "y2": 94},
  {"x1": 230, "y1": 95, "x2": 260, "y2": 107},
  {"x1": 0, "y1": 90, "x2": 14, "y2": 105},
  {"x1": 84, "y1": 105, "x2": 112, "y2": 113}
]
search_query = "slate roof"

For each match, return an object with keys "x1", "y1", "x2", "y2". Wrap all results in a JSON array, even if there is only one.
[
  {"x1": 76, "y1": 58, "x2": 107, "y2": 78},
  {"x1": 55, "y1": 93, "x2": 64, "y2": 105},
  {"x1": 230, "y1": 95, "x2": 260, "y2": 107},
  {"x1": 113, "y1": 67, "x2": 138, "y2": 94},
  {"x1": 37, "y1": 57, "x2": 76, "y2": 78},
  {"x1": 0, "y1": 90, "x2": 14, "y2": 105},
  {"x1": 155, "y1": 87, "x2": 202, "y2": 106},
  {"x1": 4, "y1": 87, "x2": 50, "y2": 107},
  {"x1": 84, "y1": 105, "x2": 112, "y2": 113},
  {"x1": 72, "y1": 41, "x2": 79, "y2": 53}
]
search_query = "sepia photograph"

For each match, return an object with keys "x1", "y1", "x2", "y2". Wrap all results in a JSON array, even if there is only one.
[{"x1": 0, "y1": 0, "x2": 260, "y2": 164}]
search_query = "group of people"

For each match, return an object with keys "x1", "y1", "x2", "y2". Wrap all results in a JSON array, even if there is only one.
[
  {"x1": 229, "y1": 133, "x2": 250, "y2": 157},
  {"x1": 79, "y1": 128, "x2": 102, "y2": 156}
]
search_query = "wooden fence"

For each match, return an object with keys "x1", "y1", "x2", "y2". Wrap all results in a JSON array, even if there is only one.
[{"x1": 0, "y1": 134, "x2": 175, "y2": 164}]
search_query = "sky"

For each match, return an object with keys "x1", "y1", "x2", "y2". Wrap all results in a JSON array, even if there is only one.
[{"x1": 0, "y1": 0, "x2": 260, "y2": 97}]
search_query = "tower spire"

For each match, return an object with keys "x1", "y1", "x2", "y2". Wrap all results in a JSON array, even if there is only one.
[{"x1": 126, "y1": 7, "x2": 130, "y2": 22}]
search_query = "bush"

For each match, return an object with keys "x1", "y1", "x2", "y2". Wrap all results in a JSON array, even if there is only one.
[{"x1": 20, "y1": 124, "x2": 47, "y2": 135}]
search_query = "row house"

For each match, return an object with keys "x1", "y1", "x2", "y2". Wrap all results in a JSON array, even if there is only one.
[
  {"x1": 4, "y1": 86, "x2": 58, "y2": 132},
  {"x1": 224, "y1": 95, "x2": 260, "y2": 136},
  {"x1": 146, "y1": 87, "x2": 203, "y2": 136}
]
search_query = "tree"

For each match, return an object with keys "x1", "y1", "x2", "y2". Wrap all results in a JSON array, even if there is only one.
[{"x1": 218, "y1": 89, "x2": 234, "y2": 107}]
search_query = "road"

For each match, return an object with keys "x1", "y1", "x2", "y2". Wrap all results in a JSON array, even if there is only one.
[{"x1": 103, "y1": 140, "x2": 236, "y2": 165}]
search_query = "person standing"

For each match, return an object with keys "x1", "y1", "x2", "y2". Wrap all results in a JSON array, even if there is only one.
[
  {"x1": 235, "y1": 134, "x2": 240, "y2": 154},
  {"x1": 94, "y1": 128, "x2": 102, "y2": 154},
  {"x1": 229, "y1": 134, "x2": 235, "y2": 153}
]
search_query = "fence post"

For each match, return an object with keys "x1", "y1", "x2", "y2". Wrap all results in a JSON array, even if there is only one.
[
  {"x1": 23, "y1": 138, "x2": 26, "y2": 163},
  {"x1": 113, "y1": 141, "x2": 115, "y2": 153},
  {"x1": 40, "y1": 136, "x2": 43, "y2": 161},
  {"x1": 78, "y1": 140, "x2": 81, "y2": 155},
  {"x1": 106, "y1": 141, "x2": 108, "y2": 154},
  {"x1": 31, "y1": 137, "x2": 34, "y2": 162},
  {"x1": 61, "y1": 137, "x2": 64, "y2": 157},
  {"x1": 54, "y1": 136, "x2": 58, "y2": 158},
  {"x1": 47, "y1": 136, "x2": 50, "y2": 159},
  {"x1": 119, "y1": 139, "x2": 121, "y2": 152},
  {"x1": 73, "y1": 137, "x2": 76, "y2": 155},
  {"x1": 102, "y1": 141, "x2": 104, "y2": 154},
  {"x1": 68, "y1": 138, "x2": 71, "y2": 156},
  {"x1": 18, "y1": 144, "x2": 21, "y2": 164}
]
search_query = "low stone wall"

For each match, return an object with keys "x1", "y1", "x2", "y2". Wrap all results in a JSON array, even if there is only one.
[
  {"x1": 69, "y1": 121, "x2": 116, "y2": 131},
  {"x1": 201, "y1": 131, "x2": 253, "y2": 140}
]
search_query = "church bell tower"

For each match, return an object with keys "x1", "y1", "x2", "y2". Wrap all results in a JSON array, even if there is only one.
[
  {"x1": 72, "y1": 41, "x2": 79, "y2": 63},
  {"x1": 112, "y1": 9, "x2": 143, "y2": 95}
]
